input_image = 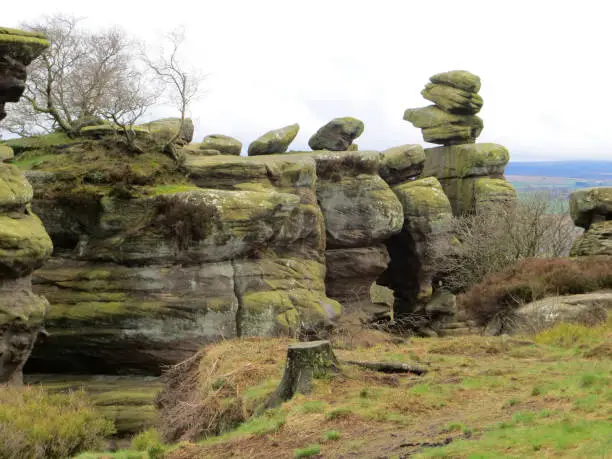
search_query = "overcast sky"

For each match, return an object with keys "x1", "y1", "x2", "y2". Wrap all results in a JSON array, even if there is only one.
[{"x1": 4, "y1": 0, "x2": 612, "y2": 160}]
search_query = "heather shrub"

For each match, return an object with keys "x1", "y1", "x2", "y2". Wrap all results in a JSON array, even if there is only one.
[
  {"x1": 0, "y1": 385, "x2": 115, "y2": 459},
  {"x1": 460, "y1": 256, "x2": 612, "y2": 326}
]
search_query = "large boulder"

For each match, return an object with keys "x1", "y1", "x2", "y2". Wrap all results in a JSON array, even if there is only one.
[
  {"x1": 200, "y1": 134, "x2": 242, "y2": 156},
  {"x1": 514, "y1": 292, "x2": 612, "y2": 332},
  {"x1": 140, "y1": 118, "x2": 195, "y2": 145},
  {"x1": 423, "y1": 143, "x2": 509, "y2": 179},
  {"x1": 569, "y1": 187, "x2": 612, "y2": 230},
  {"x1": 404, "y1": 106, "x2": 483, "y2": 145},
  {"x1": 248, "y1": 124, "x2": 299, "y2": 155},
  {"x1": 430, "y1": 70, "x2": 481, "y2": 93},
  {"x1": 380, "y1": 177, "x2": 453, "y2": 314},
  {"x1": 378, "y1": 144, "x2": 425, "y2": 186},
  {"x1": 439, "y1": 176, "x2": 516, "y2": 216},
  {"x1": 0, "y1": 144, "x2": 13, "y2": 161},
  {"x1": 421, "y1": 83, "x2": 483, "y2": 115},
  {"x1": 308, "y1": 117, "x2": 364, "y2": 151}
]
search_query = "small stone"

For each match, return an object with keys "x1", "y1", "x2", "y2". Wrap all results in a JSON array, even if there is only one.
[
  {"x1": 308, "y1": 117, "x2": 364, "y2": 151},
  {"x1": 248, "y1": 124, "x2": 299, "y2": 156}
]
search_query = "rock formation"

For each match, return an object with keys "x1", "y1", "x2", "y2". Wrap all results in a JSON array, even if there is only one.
[
  {"x1": 248, "y1": 124, "x2": 299, "y2": 155},
  {"x1": 569, "y1": 187, "x2": 612, "y2": 256},
  {"x1": 200, "y1": 134, "x2": 242, "y2": 156},
  {"x1": 404, "y1": 70, "x2": 516, "y2": 215},
  {"x1": 0, "y1": 27, "x2": 52, "y2": 384},
  {"x1": 308, "y1": 117, "x2": 364, "y2": 151}
]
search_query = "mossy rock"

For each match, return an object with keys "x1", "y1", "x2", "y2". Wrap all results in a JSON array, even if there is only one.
[
  {"x1": 0, "y1": 27, "x2": 49, "y2": 64},
  {"x1": 404, "y1": 105, "x2": 483, "y2": 129},
  {"x1": 378, "y1": 144, "x2": 425, "y2": 185},
  {"x1": 441, "y1": 176, "x2": 517, "y2": 215},
  {"x1": 423, "y1": 143, "x2": 509, "y2": 179},
  {"x1": 3, "y1": 132, "x2": 78, "y2": 154},
  {"x1": 0, "y1": 163, "x2": 33, "y2": 208},
  {"x1": 422, "y1": 124, "x2": 477, "y2": 145},
  {"x1": 79, "y1": 124, "x2": 150, "y2": 139},
  {"x1": 569, "y1": 187, "x2": 612, "y2": 229},
  {"x1": 421, "y1": 83, "x2": 483, "y2": 115},
  {"x1": 0, "y1": 145, "x2": 14, "y2": 161},
  {"x1": 139, "y1": 117, "x2": 194, "y2": 145},
  {"x1": 0, "y1": 212, "x2": 52, "y2": 277},
  {"x1": 308, "y1": 117, "x2": 364, "y2": 151},
  {"x1": 0, "y1": 289, "x2": 48, "y2": 326},
  {"x1": 201, "y1": 134, "x2": 242, "y2": 155},
  {"x1": 570, "y1": 221, "x2": 612, "y2": 256},
  {"x1": 430, "y1": 70, "x2": 481, "y2": 92},
  {"x1": 248, "y1": 124, "x2": 300, "y2": 155},
  {"x1": 392, "y1": 176, "x2": 453, "y2": 221}
]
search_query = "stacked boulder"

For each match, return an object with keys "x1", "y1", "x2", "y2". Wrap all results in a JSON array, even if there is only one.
[
  {"x1": 0, "y1": 27, "x2": 53, "y2": 384},
  {"x1": 404, "y1": 70, "x2": 516, "y2": 215},
  {"x1": 569, "y1": 187, "x2": 612, "y2": 256},
  {"x1": 308, "y1": 117, "x2": 364, "y2": 151}
]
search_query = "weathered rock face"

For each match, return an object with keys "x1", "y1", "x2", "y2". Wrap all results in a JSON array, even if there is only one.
[
  {"x1": 379, "y1": 177, "x2": 453, "y2": 314},
  {"x1": 200, "y1": 134, "x2": 242, "y2": 156},
  {"x1": 140, "y1": 118, "x2": 195, "y2": 145},
  {"x1": 378, "y1": 144, "x2": 425, "y2": 186},
  {"x1": 0, "y1": 27, "x2": 52, "y2": 384},
  {"x1": 248, "y1": 124, "x2": 299, "y2": 155},
  {"x1": 308, "y1": 117, "x2": 364, "y2": 151},
  {"x1": 569, "y1": 187, "x2": 612, "y2": 257}
]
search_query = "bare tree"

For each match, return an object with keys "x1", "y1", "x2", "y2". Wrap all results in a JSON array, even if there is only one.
[
  {"x1": 3, "y1": 15, "x2": 151, "y2": 138},
  {"x1": 434, "y1": 191, "x2": 582, "y2": 293},
  {"x1": 143, "y1": 28, "x2": 203, "y2": 159}
]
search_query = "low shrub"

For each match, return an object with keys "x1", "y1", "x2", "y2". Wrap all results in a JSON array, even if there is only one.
[
  {"x1": 0, "y1": 385, "x2": 115, "y2": 459},
  {"x1": 460, "y1": 256, "x2": 612, "y2": 326}
]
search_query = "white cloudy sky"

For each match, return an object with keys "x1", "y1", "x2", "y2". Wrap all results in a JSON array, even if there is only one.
[{"x1": 4, "y1": 0, "x2": 612, "y2": 160}]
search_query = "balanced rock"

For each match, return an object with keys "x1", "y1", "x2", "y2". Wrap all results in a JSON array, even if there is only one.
[
  {"x1": 430, "y1": 70, "x2": 481, "y2": 93},
  {"x1": 248, "y1": 123, "x2": 299, "y2": 156},
  {"x1": 404, "y1": 106, "x2": 483, "y2": 145},
  {"x1": 378, "y1": 144, "x2": 425, "y2": 185},
  {"x1": 200, "y1": 134, "x2": 242, "y2": 156},
  {"x1": 140, "y1": 117, "x2": 194, "y2": 145},
  {"x1": 308, "y1": 117, "x2": 364, "y2": 151},
  {"x1": 421, "y1": 83, "x2": 483, "y2": 115}
]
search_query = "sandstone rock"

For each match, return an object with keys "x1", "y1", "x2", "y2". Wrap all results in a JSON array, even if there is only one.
[
  {"x1": 312, "y1": 151, "x2": 404, "y2": 248},
  {"x1": 0, "y1": 144, "x2": 13, "y2": 161},
  {"x1": 200, "y1": 134, "x2": 242, "y2": 156},
  {"x1": 308, "y1": 117, "x2": 364, "y2": 151},
  {"x1": 514, "y1": 292, "x2": 612, "y2": 332},
  {"x1": 79, "y1": 124, "x2": 150, "y2": 139},
  {"x1": 325, "y1": 245, "x2": 390, "y2": 306},
  {"x1": 0, "y1": 163, "x2": 33, "y2": 209},
  {"x1": 569, "y1": 187, "x2": 612, "y2": 229},
  {"x1": 378, "y1": 144, "x2": 425, "y2": 186},
  {"x1": 380, "y1": 177, "x2": 453, "y2": 314},
  {"x1": 189, "y1": 148, "x2": 222, "y2": 156},
  {"x1": 404, "y1": 105, "x2": 483, "y2": 145},
  {"x1": 421, "y1": 83, "x2": 483, "y2": 114},
  {"x1": 0, "y1": 28, "x2": 50, "y2": 122},
  {"x1": 140, "y1": 117, "x2": 195, "y2": 145},
  {"x1": 248, "y1": 124, "x2": 299, "y2": 155},
  {"x1": 430, "y1": 70, "x2": 481, "y2": 92},
  {"x1": 440, "y1": 176, "x2": 516, "y2": 215},
  {"x1": 0, "y1": 212, "x2": 53, "y2": 277},
  {"x1": 570, "y1": 221, "x2": 612, "y2": 256},
  {"x1": 423, "y1": 143, "x2": 509, "y2": 179}
]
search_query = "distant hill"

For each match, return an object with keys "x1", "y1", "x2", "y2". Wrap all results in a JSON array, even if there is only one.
[{"x1": 506, "y1": 160, "x2": 612, "y2": 180}]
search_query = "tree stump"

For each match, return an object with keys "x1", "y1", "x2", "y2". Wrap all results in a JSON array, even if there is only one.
[{"x1": 264, "y1": 340, "x2": 339, "y2": 409}]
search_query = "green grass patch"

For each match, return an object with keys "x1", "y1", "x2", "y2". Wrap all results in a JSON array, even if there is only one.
[
  {"x1": 294, "y1": 444, "x2": 321, "y2": 458},
  {"x1": 323, "y1": 430, "x2": 341, "y2": 441}
]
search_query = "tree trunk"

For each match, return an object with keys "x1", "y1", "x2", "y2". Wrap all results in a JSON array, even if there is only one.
[{"x1": 264, "y1": 340, "x2": 339, "y2": 409}]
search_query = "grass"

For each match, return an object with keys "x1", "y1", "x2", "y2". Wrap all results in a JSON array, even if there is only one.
[
  {"x1": 294, "y1": 444, "x2": 321, "y2": 458},
  {"x1": 144, "y1": 317, "x2": 611, "y2": 458}
]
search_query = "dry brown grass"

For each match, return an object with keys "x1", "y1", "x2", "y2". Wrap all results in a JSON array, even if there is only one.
[{"x1": 156, "y1": 338, "x2": 292, "y2": 442}]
